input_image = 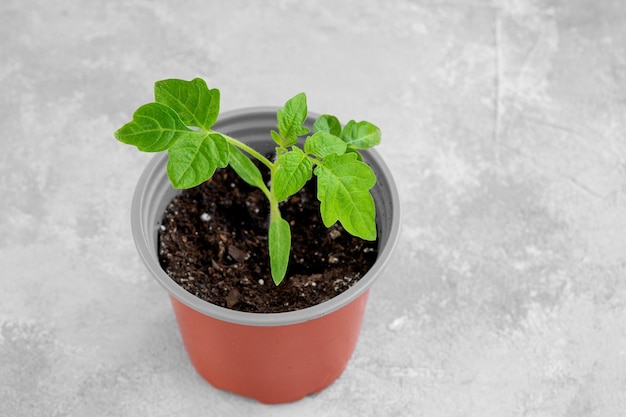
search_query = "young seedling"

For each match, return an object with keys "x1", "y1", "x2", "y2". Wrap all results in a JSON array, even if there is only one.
[{"x1": 115, "y1": 78, "x2": 381, "y2": 285}]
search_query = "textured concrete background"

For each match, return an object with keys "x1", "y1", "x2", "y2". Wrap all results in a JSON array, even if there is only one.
[{"x1": 2, "y1": 0, "x2": 626, "y2": 415}]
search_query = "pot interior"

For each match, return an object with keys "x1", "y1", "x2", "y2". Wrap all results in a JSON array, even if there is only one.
[{"x1": 131, "y1": 107, "x2": 400, "y2": 326}]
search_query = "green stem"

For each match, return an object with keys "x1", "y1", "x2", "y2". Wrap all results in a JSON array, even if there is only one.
[
  {"x1": 258, "y1": 180, "x2": 273, "y2": 202},
  {"x1": 269, "y1": 199, "x2": 281, "y2": 222},
  {"x1": 220, "y1": 132, "x2": 279, "y2": 207},
  {"x1": 222, "y1": 134, "x2": 275, "y2": 171},
  {"x1": 215, "y1": 133, "x2": 301, "y2": 234},
  {"x1": 268, "y1": 164, "x2": 281, "y2": 223}
]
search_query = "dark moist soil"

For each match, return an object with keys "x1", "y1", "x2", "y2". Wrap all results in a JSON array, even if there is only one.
[{"x1": 158, "y1": 163, "x2": 378, "y2": 313}]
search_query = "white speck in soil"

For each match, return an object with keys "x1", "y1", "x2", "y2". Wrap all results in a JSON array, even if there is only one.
[
  {"x1": 258, "y1": 279, "x2": 264, "y2": 285},
  {"x1": 200, "y1": 213, "x2": 211, "y2": 222}
]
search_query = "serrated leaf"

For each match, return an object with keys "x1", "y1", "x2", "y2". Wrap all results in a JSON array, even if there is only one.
[
  {"x1": 276, "y1": 92, "x2": 309, "y2": 146},
  {"x1": 305, "y1": 131, "x2": 347, "y2": 158},
  {"x1": 228, "y1": 145, "x2": 265, "y2": 189},
  {"x1": 155, "y1": 78, "x2": 220, "y2": 130},
  {"x1": 166, "y1": 133, "x2": 229, "y2": 188},
  {"x1": 313, "y1": 114, "x2": 342, "y2": 136},
  {"x1": 114, "y1": 102, "x2": 190, "y2": 152},
  {"x1": 269, "y1": 216, "x2": 291, "y2": 285},
  {"x1": 314, "y1": 153, "x2": 377, "y2": 240},
  {"x1": 273, "y1": 148, "x2": 313, "y2": 201},
  {"x1": 340, "y1": 120, "x2": 381, "y2": 150}
]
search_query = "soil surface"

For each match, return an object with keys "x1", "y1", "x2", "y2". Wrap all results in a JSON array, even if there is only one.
[{"x1": 158, "y1": 163, "x2": 378, "y2": 313}]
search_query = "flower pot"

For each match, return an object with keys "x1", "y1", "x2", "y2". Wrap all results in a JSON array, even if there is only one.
[{"x1": 130, "y1": 107, "x2": 400, "y2": 404}]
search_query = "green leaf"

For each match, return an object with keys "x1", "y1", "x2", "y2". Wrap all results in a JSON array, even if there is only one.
[
  {"x1": 314, "y1": 153, "x2": 377, "y2": 240},
  {"x1": 340, "y1": 120, "x2": 381, "y2": 150},
  {"x1": 166, "y1": 133, "x2": 229, "y2": 188},
  {"x1": 269, "y1": 216, "x2": 291, "y2": 285},
  {"x1": 273, "y1": 147, "x2": 313, "y2": 201},
  {"x1": 228, "y1": 144, "x2": 265, "y2": 189},
  {"x1": 345, "y1": 147, "x2": 364, "y2": 161},
  {"x1": 270, "y1": 130, "x2": 283, "y2": 146},
  {"x1": 305, "y1": 131, "x2": 347, "y2": 158},
  {"x1": 275, "y1": 92, "x2": 309, "y2": 146},
  {"x1": 154, "y1": 78, "x2": 220, "y2": 131},
  {"x1": 114, "y1": 102, "x2": 190, "y2": 152},
  {"x1": 313, "y1": 114, "x2": 341, "y2": 136}
]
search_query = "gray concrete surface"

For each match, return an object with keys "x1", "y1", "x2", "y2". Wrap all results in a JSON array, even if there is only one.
[{"x1": 2, "y1": 0, "x2": 626, "y2": 415}]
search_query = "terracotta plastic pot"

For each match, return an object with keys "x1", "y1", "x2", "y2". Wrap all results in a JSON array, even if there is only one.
[{"x1": 131, "y1": 108, "x2": 401, "y2": 404}]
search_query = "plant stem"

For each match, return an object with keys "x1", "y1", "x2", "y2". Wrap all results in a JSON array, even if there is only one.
[
  {"x1": 211, "y1": 133, "x2": 296, "y2": 243},
  {"x1": 222, "y1": 134, "x2": 275, "y2": 171},
  {"x1": 220, "y1": 132, "x2": 279, "y2": 210}
]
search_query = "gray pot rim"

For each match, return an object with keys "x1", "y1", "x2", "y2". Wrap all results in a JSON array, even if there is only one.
[{"x1": 131, "y1": 106, "x2": 401, "y2": 326}]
